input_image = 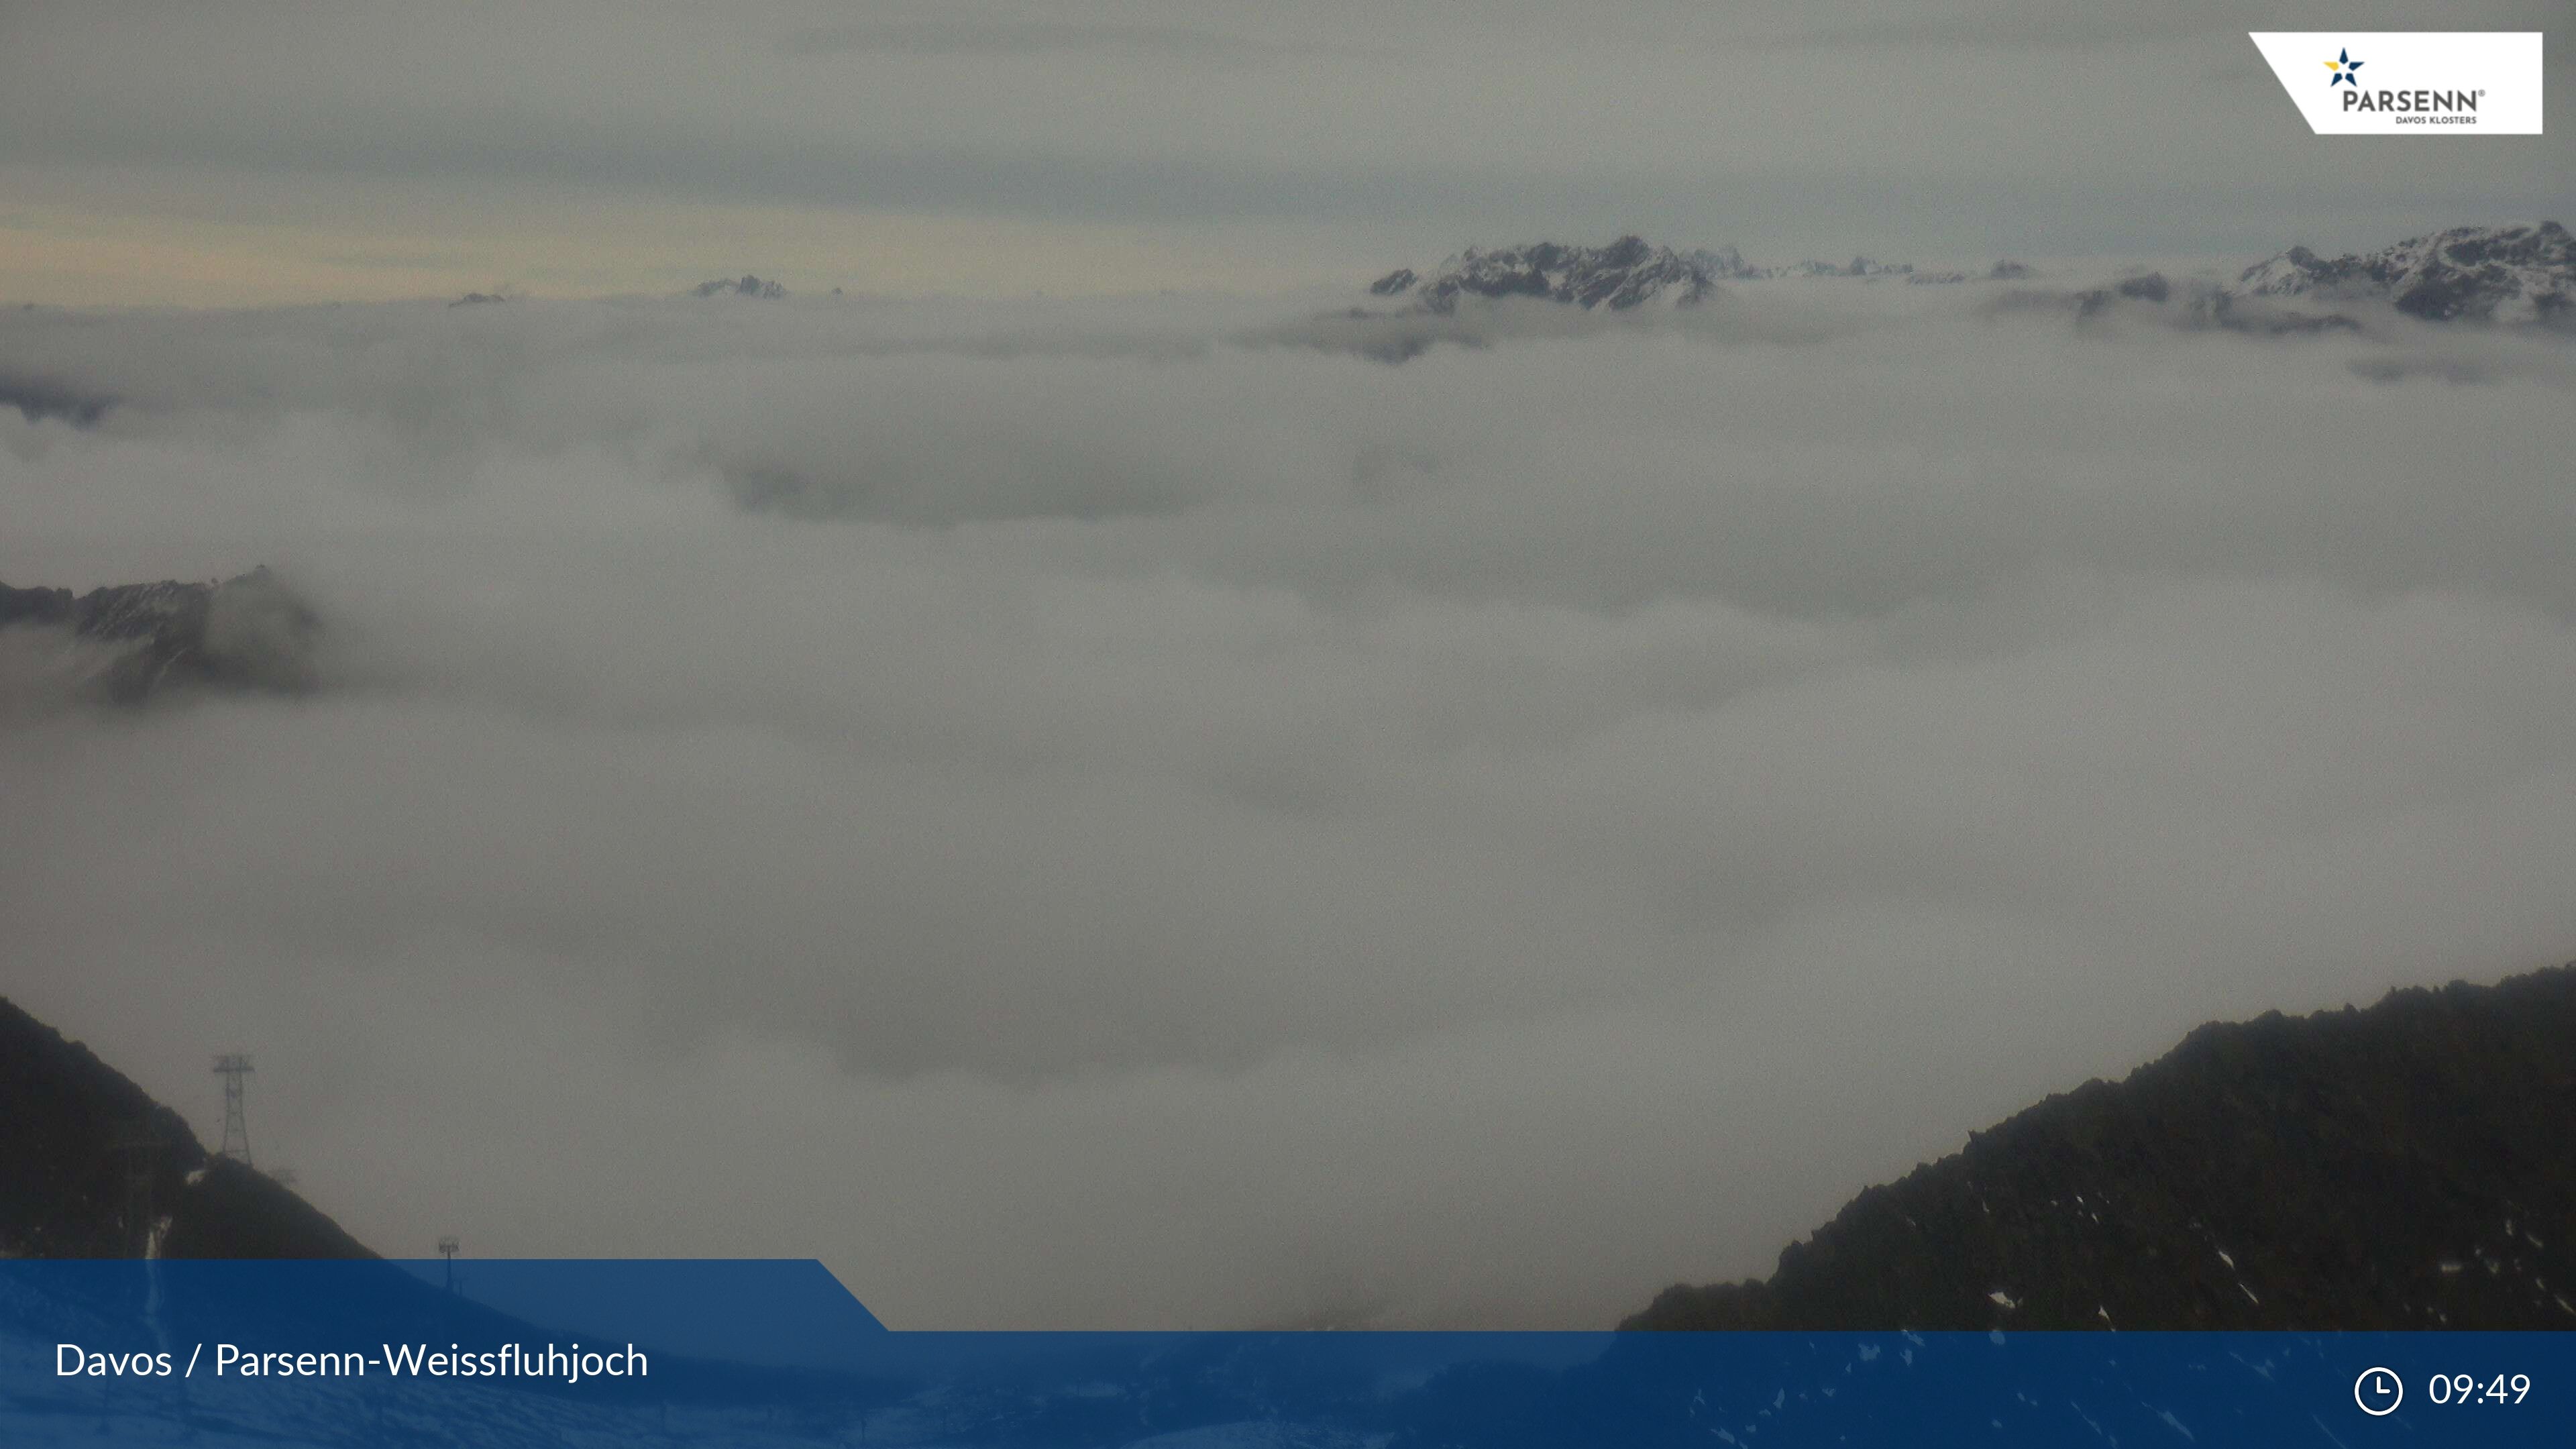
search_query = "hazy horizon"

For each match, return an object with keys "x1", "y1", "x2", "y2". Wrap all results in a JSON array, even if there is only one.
[{"x1": 3, "y1": 1, "x2": 2568, "y2": 305}]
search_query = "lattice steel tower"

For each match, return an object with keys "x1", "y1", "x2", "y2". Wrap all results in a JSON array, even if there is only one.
[{"x1": 212, "y1": 1053, "x2": 255, "y2": 1166}]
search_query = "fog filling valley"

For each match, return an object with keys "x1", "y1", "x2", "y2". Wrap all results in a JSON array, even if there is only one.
[{"x1": 5, "y1": 283, "x2": 2575, "y2": 1328}]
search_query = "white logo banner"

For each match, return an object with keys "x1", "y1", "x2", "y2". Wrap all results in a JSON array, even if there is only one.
[{"x1": 2249, "y1": 32, "x2": 2542, "y2": 134}]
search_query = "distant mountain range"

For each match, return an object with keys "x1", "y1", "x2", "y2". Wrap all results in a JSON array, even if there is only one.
[
  {"x1": 0, "y1": 568, "x2": 319, "y2": 704},
  {"x1": 692, "y1": 274, "x2": 788, "y2": 299},
  {"x1": 1368, "y1": 237, "x2": 1734, "y2": 314},
  {"x1": 2236, "y1": 221, "x2": 2571, "y2": 324},
  {"x1": 1627, "y1": 963, "x2": 2576, "y2": 1330},
  {"x1": 1361, "y1": 223, "x2": 2573, "y2": 328},
  {"x1": 1364, "y1": 238, "x2": 1953, "y2": 315}
]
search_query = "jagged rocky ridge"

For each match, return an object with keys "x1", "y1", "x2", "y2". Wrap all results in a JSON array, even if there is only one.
[
  {"x1": 0, "y1": 996, "x2": 371, "y2": 1258},
  {"x1": 1995, "y1": 271, "x2": 2366, "y2": 337},
  {"x1": 2238, "y1": 221, "x2": 2571, "y2": 324},
  {"x1": 1361, "y1": 223, "x2": 2569, "y2": 333},
  {"x1": 1368, "y1": 237, "x2": 1733, "y2": 314},
  {"x1": 1909, "y1": 260, "x2": 2034, "y2": 285},
  {"x1": 1362, "y1": 239, "x2": 2056, "y2": 318},
  {"x1": 1361, "y1": 238, "x2": 2011, "y2": 316},
  {"x1": 1626, "y1": 963, "x2": 2576, "y2": 1330},
  {"x1": 1746, "y1": 256, "x2": 1913, "y2": 280},
  {"x1": 692, "y1": 274, "x2": 788, "y2": 299},
  {"x1": 0, "y1": 567, "x2": 319, "y2": 704},
  {"x1": 1995, "y1": 221, "x2": 2571, "y2": 335}
]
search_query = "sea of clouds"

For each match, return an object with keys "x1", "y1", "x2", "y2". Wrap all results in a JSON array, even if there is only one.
[{"x1": 3, "y1": 280, "x2": 2573, "y2": 1328}]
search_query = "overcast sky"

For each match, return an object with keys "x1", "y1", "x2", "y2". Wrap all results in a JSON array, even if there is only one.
[{"x1": 1, "y1": 0, "x2": 2569, "y2": 303}]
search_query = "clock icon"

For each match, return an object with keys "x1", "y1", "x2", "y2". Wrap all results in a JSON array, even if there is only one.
[{"x1": 2355, "y1": 1366, "x2": 2404, "y2": 1416}]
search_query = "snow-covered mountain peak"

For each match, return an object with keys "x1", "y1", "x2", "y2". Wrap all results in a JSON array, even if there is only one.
[
  {"x1": 1368, "y1": 237, "x2": 1733, "y2": 315},
  {"x1": 2236, "y1": 221, "x2": 2571, "y2": 323}
]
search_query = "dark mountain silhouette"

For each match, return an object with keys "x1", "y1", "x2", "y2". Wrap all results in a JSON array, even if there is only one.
[
  {"x1": 7, "y1": 981, "x2": 2574, "y2": 1442},
  {"x1": 0, "y1": 997, "x2": 925, "y2": 1418},
  {"x1": 1627, "y1": 963, "x2": 2576, "y2": 1330},
  {"x1": 0, "y1": 371, "x2": 115, "y2": 426},
  {"x1": 15, "y1": 950, "x2": 2574, "y2": 1338},
  {"x1": 0, "y1": 996, "x2": 369, "y2": 1259}
]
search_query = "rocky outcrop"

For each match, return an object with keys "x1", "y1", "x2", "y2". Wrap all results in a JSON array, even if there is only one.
[
  {"x1": 0, "y1": 567, "x2": 319, "y2": 704},
  {"x1": 1368, "y1": 237, "x2": 1734, "y2": 314},
  {"x1": 2237, "y1": 221, "x2": 2572, "y2": 324}
]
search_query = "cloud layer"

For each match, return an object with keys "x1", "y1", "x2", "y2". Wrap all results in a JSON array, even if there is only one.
[{"x1": 4, "y1": 281, "x2": 2575, "y2": 1328}]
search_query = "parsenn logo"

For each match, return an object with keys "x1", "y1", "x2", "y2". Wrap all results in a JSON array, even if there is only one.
[
  {"x1": 2249, "y1": 32, "x2": 2542, "y2": 134},
  {"x1": 2327, "y1": 42, "x2": 2478, "y2": 117}
]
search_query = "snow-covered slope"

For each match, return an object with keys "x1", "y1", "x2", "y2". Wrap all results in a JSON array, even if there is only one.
[{"x1": 2236, "y1": 221, "x2": 2571, "y2": 324}]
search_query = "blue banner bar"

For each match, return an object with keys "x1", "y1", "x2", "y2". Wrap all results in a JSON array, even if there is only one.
[{"x1": 5, "y1": 1260, "x2": 2563, "y2": 1446}]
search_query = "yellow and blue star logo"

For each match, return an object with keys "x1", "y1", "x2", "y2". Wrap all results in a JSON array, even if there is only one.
[{"x1": 2324, "y1": 48, "x2": 2364, "y2": 86}]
